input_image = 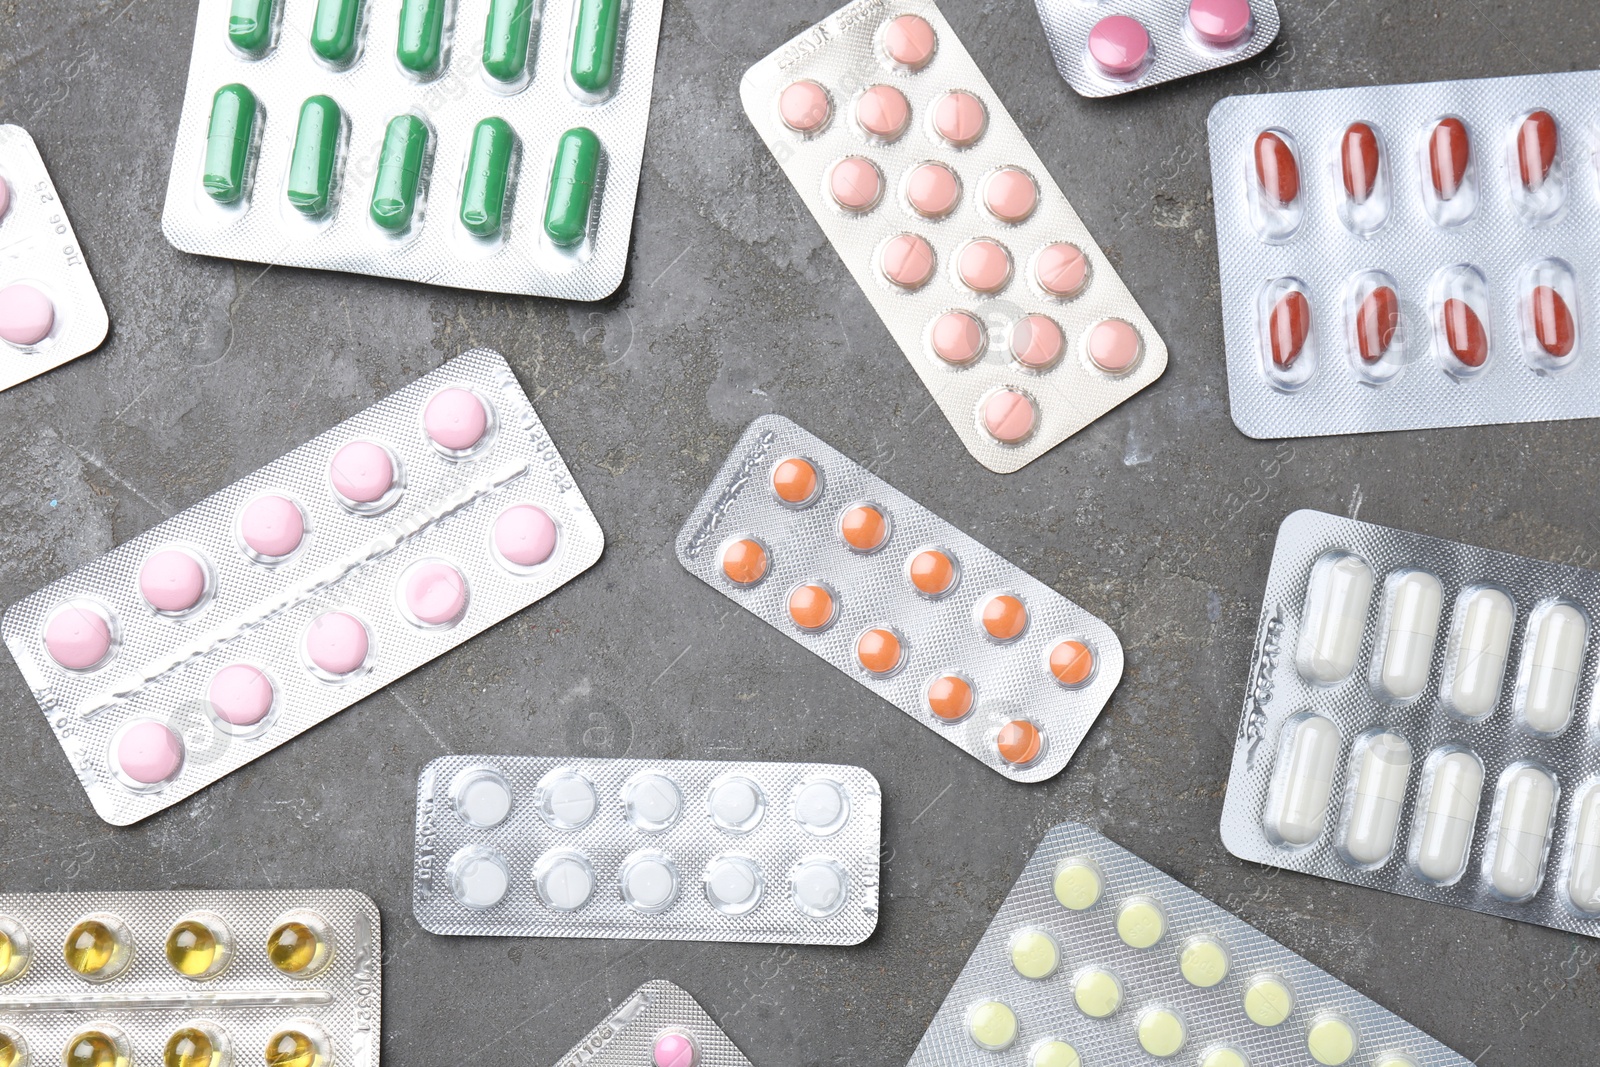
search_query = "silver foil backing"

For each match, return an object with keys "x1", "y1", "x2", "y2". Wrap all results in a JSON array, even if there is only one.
[{"x1": 548, "y1": 980, "x2": 751, "y2": 1067}]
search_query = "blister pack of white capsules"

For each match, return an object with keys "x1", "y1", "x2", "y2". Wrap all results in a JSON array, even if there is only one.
[
  {"x1": 0, "y1": 126, "x2": 109, "y2": 392},
  {"x1": 908, "y1": 822, "x2": 1470, "y2": 1067},
  {"x1": 1033, "y1": 0, "x2": 1279, "y2": 98},
  {"x1": 1222, "y1": 509, "x2": 1600, "y2": 938},
  {"x1": 160, "y1": 0, "x2": 663, "y2": 299},
  {"x1": 741, "y1": 0, "x2": 1167, "y2": 474},
  {"x1": 676, "y1": 415, "x2": 1122, "y2": 783},
  {"x1": 412, "y1": 755, "x2": 882, "y2": 944},
  {"x1": 1, "y1": 348, "x2": 602, "y2": 826},
  {"x1": 0, "y1": 889, "x2": 380, "y2": 1067},
  {"x1": 550, "y1": 980, "x2": 751, "y2": 1067},
  {"x1": 1210, "y1": 70, "x2": 1600, "y2": 439}
]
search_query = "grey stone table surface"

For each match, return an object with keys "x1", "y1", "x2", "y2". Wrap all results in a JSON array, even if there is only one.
[{"x1": 3, "y1": 0, "x2": 1598, "y2": 1062}]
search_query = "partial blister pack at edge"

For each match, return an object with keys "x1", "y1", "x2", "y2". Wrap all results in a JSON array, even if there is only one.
[
  {"x1": 1034, "y1": 0, "x2": 1279, "y2": 98},
  {"x1": 676, "y1": 415, "x2": 1123, "y2": 784},
  {"x1": 1223, "y1": 509, "x2": 1600, "y2": 939},
  {"x1": 413, "y1": 755, "x2": 882, "y2": 944},
  {"x1": 0, "y1": 126, "x2": 108, "y2": 392},
  {"x1": 1211, "y1": 70, "x2": 1600, "y2": 439},
  {"x1": 161, "y1": 0, "x2": 664, "y2": 298},
  {"x1": 2, "y1": 348, "x2": 602, "y2": 825},
  {"x1": 908, "y1": 822, "x2": 1471, "y2": 1067},
  {"x1": 0, "y1": 890, "x2": 380, "y2": 1067},
  {"x1": 549, "y1": 980, "x2": 751, "y2": 1067},
  {"x1": 741, "y1": 0, "x2": 1167, "y2": 474}
]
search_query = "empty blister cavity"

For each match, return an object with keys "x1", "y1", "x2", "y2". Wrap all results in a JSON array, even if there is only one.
[
  {"x1": 1263, "y1": 712, "x2": 1340, "y2": 847},
  {"x1": 1408, "y1": 746, "x2": 1483, "y2": 885},
  {"x1": 1429, "y1": 264, "x2": 1492, "y2": 377},
  {"x1": 1247, "y1": 129, "x2": 1303, "y2": 242},
  {"x1": 1440, "y1": 585, "x2": 1515, "y2": 720},
  {"x1": 1518, "y1": 258, "x2": 1580, "y2": 371},
  {"x1": 1485, "y1": 762, "x2": 1557, "y2": 901},
  {"x1": 1420, "y1": 115, "x2": 1476, "y2": 227},
  {"x1": 1335, "y1": 730, "x2": 1412, "y2": 867},
  {"x1": 1342, "y1": 271, "x2": 1405, "y2": 384},
  {"x1": 1371, "y1": 569, "x2": 1442, "y2": 701},
  {"x1": 1257, "y1": 278, "x2": 1316, "y2": 391},
  {"x1": 1295, "y1": 552, "x2": 1375, "y2": 684},
  {"x1": 1332, "y1": 121, "x2": 1391, "y2": 236},
  {"x1": 1564, "y1": 780, "x2": 1600, "y2": 914},
  {"x1": 1514, "y1": 600, "x2": 1587, "y2": 735},
  {"x1": 1508, "y1": 109, "x2": 1564, "y2": 222}
]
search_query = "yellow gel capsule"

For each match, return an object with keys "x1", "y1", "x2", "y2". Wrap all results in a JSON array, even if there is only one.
[
  {"x1": 1009, "y1": 928, "x2": 1059, "y2": 979},
  {"x1": 1031, "y1": 1041, "x2": 1080, "y2": 1067},
  {"x1": 267, "y1": 918, "x2": 327, "y2": 976},
  {"x1": 965, "y1": 1001, "x2": 1017, "y2": 1051},
  {"x1": 65, "y1": 1031, "x2": 127, "y2": 1067},
  {"x1": 1052, "y1": 859, "x2": 1102, "y2": 911},
  {"x1": 1179, "y1": 936, "x2": 1230, "y2": 988},
  {"x1": 1073, "y1": 968, "x2": 1122, "y2": 1018},
  {"x1": 1307, "y1": 1015, "x2": 1358, "y2": 1065},
  {"x1": 165, "y1": 1028, "x2": 220, "y2": 1067},
  {"x1": 0, "y1": 1031, "x2": 22, "y2": 1067},
  {"x1": 1200, "y1": 1047, "x2": 1249, "y2": 1067},
  {"x1": 1243, "y1": 975, "x2": 1294, "y2": 1027},
  {"x1": 265, "y1": 1030, "x2": 322, "y2": 1067},
  {"x1": 0, "y1": 919, "x2": 26, "y2": 983},
  {"x1": 64, "y1": 918, "x2": 128, "y2": 980},
  {"x1": 1138, "y1": 1008, "x2": 1186, "y2": 1058},
  {"x1": 166, "y1": 918, "x2": 227, "y2": 978},
  {"x1": 0, "y1": 932, "x2": 11, "y2": 976},
  {"x1": 1116, "y1": 896, "x2": 1166, "y2": 948}
]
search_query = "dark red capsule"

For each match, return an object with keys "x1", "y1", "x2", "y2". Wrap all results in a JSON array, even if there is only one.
[
  {"x1": 1517, "y1": 110, "x2": 1558, "y2": 191},
  {"x1": 1429, "y1": 118, "x2": 1471, "y2": 201},
  {"x1": 1341, "y1": 122, "x2": 1381, "y2": 204},
  {"x1": 1356, "y1": 286, "x2": 1400, "y2": 363},
  {"x1": 1530, "y1": 285, "x2": 1576, "y2": 358},
  {"x1": 1254, "y1": 131, "x2": 1300, "y2": 207},
  {"x1": 1443, "y1": 298, "x2": 1488, "y2": 368},
  {"x1": 1269, "y1": 290, "x2": 1312, "y2": 369}
]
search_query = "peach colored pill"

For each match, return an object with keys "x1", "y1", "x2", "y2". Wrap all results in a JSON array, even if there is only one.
[
  {"x1": 856, "y1": 627, "x2": 903, "y2": 674},
  {"x1": 881, "y1": 233, "x2": 935, "y2": 290},
  {"x1": 329, "y1": 440, "x2": 395, "y2": 504},
  {"x1": 909, "y1": 550, "x2": 957, "y2": 596},
  {"x1": 906, "y1": 162, "x2": 960, "y2": 218},
  {"x1": 139, "y1": 550, "x2": 207, "y2": 613},
  {"x1": 305, "y1": 611, "x2": 369, "y2": 676},
  {"x1": 44, "y1": 606, "x2": 112, "y2": 670},
  {"x1": 771, "y1": 457, "x2": 819, "y2": 505},
  {"x1": 720, "y1": 539, "x2": 768, "y2": 586},
  {"x1": 788, "y1": 583, "x2": 835, "y2": 631},
  {"x1": 240, "y1": 495, "x2": 305, "y2": 559},
  {"x1": 406, "y1": 561, "x2": 468, "y2": 625},
  {"x1": 1049, "y1": 640, "x2": 1095, "y2": 687},
  {"x1": 982, "y1": 389, "x2": 1036, "y2": 444},
  {"x1": 997, "y1": 719, "x2": 1043, "y2": 765},
  {"x1": 0, "y1": 283, "x2": 54, "y2": 346},
  {"x1": 1088, "y1": 15, "x2": 1151, "y2": 78},
  {"x1": 840, "y1": 504, "x2": 888, "y2": 552},
  {"x1": 424, "y1": 388, "x2": 488, "y2": 451},
  {"x1": 208, "y1": 664, "x2": 275, "y2": 726},
  {"x1": 1009, "y1": 315, "x2": 1064, "y2": 369},
  {"x1": 930, "y1": 311, "x2": 986, "y2": 366},
  {"x1": 882, "y1": 14, "x2": 936, "y2": 70},
  {"x1": 1087, "y1": 319, "x2": 1143, "y2": 373},
  {"x1": 829, "y1": 157, "x2": 883, "y2": 212},
  {"x1": 933, "y1": 91, "x2": 986, "y2": 147},
  {"x1": 779, "y1": 80, "x2": 831, "y2": 134},
  {"x1": 1036, "y1": 243, "x2": 1089, "y2": 299},
  {"x1": 494, "y1": 504, "x2": 558, "y2": 567},
  {"x1": 982, "y1": 594, "x2": 1029, "y2": 641},
  {"x1": 116, "y1": 720, "x2": 184, "y2": 785},
  {"x1": 984, "y1": 168, "x2": 1038, "y2": 223},
  {"x1": 958, "y1": 239, "x2": 1012, "y2": 293},
  {"x1": 855, "y1": 85, "x2": 910, "y2": 142},
  {"x1": 927, "y1": 674, "x2": 973, "y2": 721}
]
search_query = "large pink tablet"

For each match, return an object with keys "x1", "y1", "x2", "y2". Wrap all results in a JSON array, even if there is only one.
[
  {"x1": 424, "y1": 388, "x2": 489, "y2": 451},
  {"x1": 881, "y1": 233, "x2": 935, "y2": 290},
  {"x1": 0, "y1": 177, "x2": 10, "y2": 221},
  {"x1": 983, "y1": 168, "x2": 1038, "y2": 223},
  {"x1": 1035, "y1": 243, "x2": 1089, "y2": 298},
  {"x1": 1088, "y1": 15, "x2": 1151, "y2": 78},
  {"x1": 982, "y1": 390, "x2": 1038, "y2": 443},
  {"x1": 1009, "y1": 315, "x2": 1065, "y2": 368},
  {"x1": 305, "y1": 611, "x2": 370, "y2": 676},
  {"x1": 828, "y1": 157, "x2": 883, "y2": 212},
  {"x1": 0, "y1": 283, "x2": 54, "y2": 346},
  {"x1": 905, "y1": 162, "x2": 960, "y2": 218},
  {"x1": 1188, "y1": 0, "x2": 1253, "y2": 47},
  {"x1": 139, "y1": 549, "x2": 208, "y2": 613},
  {"x1": 405, "y1": 561, "x2": 468, "y2": 625},
  {"x1": 44, "y1": 605, "x2": 113, "y2": 670},
  {"x1": 115, "y1": 720, "x2": 183, "y2": 785},
  {"x1": 208, "y1": 664, "x2": 275, "y2": 726},
  {"x1": 881, "y1": 14, "x2": 936, "y2": 71},
  {"x1": 932, "y1": 91, "x2": 986, "y2": 147},
  {"x1": 855, "y1": 85, "x2": 910, "y2": 142},
  {"x1": 329, "y1": 440, "x2": 396, "y2": 505},
  {"x1": 239, "y1": 495, "x2": 306, "y2": 559},
  {"x1": 494, "y1": 504, "x2": 558, "y2": 567},
  {"x1": 1088, "y1": 319, "x2": 1144, "y2": 373},
  {"x1": 957, "y1": 239, "x2": 1012, "y2": 293},
  {"x1": 930, "y1": 311, "x2": 986, "y2": 365},
  {"x1": 779, "y1": 80, "x2": 831, "y2": 134}
]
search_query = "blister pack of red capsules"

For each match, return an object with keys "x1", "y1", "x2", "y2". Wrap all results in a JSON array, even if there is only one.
[{"x1": 1209, "y1": 70, "x2": 1600, "y2": 439}]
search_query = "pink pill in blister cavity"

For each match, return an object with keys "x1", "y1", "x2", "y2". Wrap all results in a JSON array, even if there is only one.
[
  {"x1": 829, "y1": 157, "x2": 883, "y2": 212},
  {"x1": 957, "y1": 239, "x2": 1012, "y2": 293},
  {"x1": 933, "y1": 91, "x2": 986, "y2": 147},
  {"x1": 139, "y1": 550, "x2": 207, "y2": 613},
  {"x1": 494, "y1": 504, "x2": 558, "y2": 567},
  {"x1": 208, "y1": 664, "x2": 275, "y2": 726},
  {"x1": 305, "y1": 611, "x2": 370, "y2": 676},
  {"x1": 1088, "y1": 319, "x2": 1144, "y2": 373},
  {"x1": 44, "y1": 606, "x2": 113, "y2": 670},
  {"x1": 855, "y1": 85, "x2": 910, "y2": 142},
  {"x1": 779, "y1": 80, "x2": 831, "y2": 134},
  {"x1": 1188, "y1": 0, "x2": 1253, "y2": 48},
  {"x1": 0, "y1": 283, "x2": 55, "y2": 346},
  {"x1": 984, "y1": 168, "x2": 1038, "y2": 223},
  {"x1": 115, "y1": 720, "x2": 184, "y2": 785},
  {"x1": 1036, "y1": 242, "x2": 1089, "y2": 299},
  {"x1": 405, "y1": 561, "x2": 468, "y2": 626},
  {"x1": 881, "y1": 233, "x2": 935, "y2": 290},
  {"x1": 240, "y1": 495, "x2": 306, "y2": 559},
  {"x1": 905, "y1": 162, "x2": 960, "y2": 218},
  {"x1": 1088, "y1": 15, "x2": 1152, "y2": 78},
  {"x1": 329, "y1": 440, "x2": 396, "y2": 505},
  {"x1": 0, "y1": 176, "x2": 10, "y2": 221},
  {"x1": 882, "y1": 14, "x2": 936, "y2": 71},
  {"x1": 1010, "y1": 315, "x2": 1065, "y2": 368},
  {"x1": 930, "y1": 311, "x2": 986, "y2": 366},
  {"x1": 652, "y1": 1033, "x2": 698, "y2": 1067},
  {"x1": 983, "y1": 389, "x2": 1038, "y2": 443},
  {"x1": 424, "y1": 388, "x2": 489, "y2": 452}
]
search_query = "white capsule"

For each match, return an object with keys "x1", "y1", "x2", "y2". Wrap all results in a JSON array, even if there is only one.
[
  {"x1": 1566, "y1": 782, "x2": 1600, "y2": 914},
  {"x1": 1488, "y1": 764, "x2": 1556, "y2": 901},
  {"x1": 1265, "y1": 714, "x2": 1341, "y2": 846},
  {"x1": 1296, "y1": 555, "x2": 1376, "y2": 685},
  {"x1": 1339, "y1": 732, "x2": 1412, "y2": 865},
  {"x1": 1377, "y1": 571, "x2": 1442, "y2": 700},
  {"x1": 1412, "y1": 749, "x2": 1483, "y2": 883},
  {"x1": 1443, "y1": 587, "x2": 1515, "y2": 719},
  {"x1": 1520, "y1": 603, "x2": 1587, "y2": 735}
]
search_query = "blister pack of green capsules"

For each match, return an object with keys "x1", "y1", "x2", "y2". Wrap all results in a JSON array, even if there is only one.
[{"x1": 160, "y1": 0, "x2": 663, "y2": 299}]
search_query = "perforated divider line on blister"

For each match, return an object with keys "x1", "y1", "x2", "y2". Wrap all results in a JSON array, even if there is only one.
[{"x1": 548, "y1": 980, "x2": 752, "y2": 1067}]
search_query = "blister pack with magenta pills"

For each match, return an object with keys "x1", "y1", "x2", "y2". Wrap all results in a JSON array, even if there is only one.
[
  {"x1": 676, "y1": 415, "x2": 1123, "y2": 784},
  {"x1": 0, "y1": 126, "x2": 108, "y2": 392},
  {"x1": 1033, "y1": 0, "x2": 1279, "y2": 98},
  {"x1": 551, "y1": 981, "x2": 751, "y2": 1067},
  {"x1": 1, "y1": 348, "x2": 602, "y2": 826},
  {"x1": 740, "y1": 0, "x2": 1167, "y2": 474},
  {"x1": 0, "y1": 889, "x2": 380, "y2": 1067},
  {"x1": 1223, "y1": 509, "x2": 1600, "y2": 939},
  {"x1": 1210, "y1": 70, "x2": 1600, "y2": 439},
  {"x1": 161, "y1": 0, "x2": 663, "y2": 299},
  {"x1": 412, "y1": 755, "x2": 882, "y2": 944},
  {"x1": 907, "y1": 822, "x2": 1471, "y2": 1067}
]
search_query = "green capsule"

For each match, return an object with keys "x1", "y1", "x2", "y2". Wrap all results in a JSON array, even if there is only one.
[
  {"x1": 482, "y1": 0, "x2": 536, "y2": 85},
  {"x1": 370, "y1": 114, "x2": 430, "y2": 232},
  {"x1": 310, "y1": 0, "x2": 363, "y2": 64},
  {"x1": 286, "y1": 96, "x2": 343, "y2": 216},
  {"x1": 569, "y1": 0, "x2": 621, "y2": 95},
  {"x1": 543, "y1": 126, "x2": 599, "y2": 247},
  {"x1": 396, "y1": 0, "x2": 447, "y2": 76},
  {"x1": 228, "y1": 0, "x2": 275, "y2": 56},
  {"x1": 460, "y1": 118, "x2": 516, "y2": 237},
  {"x1": 202, "y1": 83, "x2": 258, "y2": 204}
]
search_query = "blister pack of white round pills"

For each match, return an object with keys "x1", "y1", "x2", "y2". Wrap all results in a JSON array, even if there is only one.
[
  {"x1": 740, "y1": 0, "x2": 1167, "y2": 474},
  {"x1": 549, "y1": 980, "x2": 751, "y2": 1067},
  {"x1": 0, "y1": 126, "x2": 109, "y2": 393},
  {"x1": 412, "y1": 755, "x2": 882, "y2": 944},
  {"x1": 676, "y1": 415, "x2": 1123, "y2": 784},
  {"x1": 1, "y1": 348, "x2": 603, "y2": 826},
  {"x1": 1033, "y1": 0, "x2": 1279, "y2": 98},
  {"x1": 1222, "y1": 509, "x2": 1600, "y2": 939},
  {"x1": 1210, "y1": 71, "x2": 1600, "y2": 439},
  {"x1": 0, "y1": 889, "x2": 380, "y2": 1067},
  {"x1": 908, "y1": 822, "x2": 1472, "y2": 1067}
]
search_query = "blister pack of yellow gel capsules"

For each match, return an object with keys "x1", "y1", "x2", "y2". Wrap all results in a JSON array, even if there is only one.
[
  {"x1": 908, "y1": 822, "x2": 1472, "y2": 1067},
  {"x1": 1223, "y1": 509, "x2": 1600, "y2": 938},
  {"x1": 0, "y1": 890, "x2": 380, "y2": 1067},
  {"x1": 548, "y1": 980, "x2": 751, "y2": 1067},
  {"x1": 160, "y1": 0, "x2": 664, "y2": 298}
]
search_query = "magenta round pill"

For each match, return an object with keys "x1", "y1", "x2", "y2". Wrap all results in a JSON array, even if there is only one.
[
  {"x1": 905, "y1": 162, "x2": 960, "y2": 218},
  {"x1": 494, "y1": 504, "x2": 558, "y2": 567},
  {"x1": 1088, "y1": 15, "x2": 1152, "y2": 78},
  {"x1": 43, "y1": 605, "x2": 113, "y2": 670},
  {"x1": 305, "y1": 611, "x2": 370, "y2": 676},
  {"x1": 115, "y1": 720, "x2": 184, "y2": 785},
  {"x1": 855, "y1": 85, "x2": 910, "y2": 142},
  {"x1": 1188, "y1": 0, "x2": 1253, "y2": 47},
  {"x1": 983, "y1": 168, "x2": 1038, "y2": 224},
  {"x1": 1009, "y1": 315, "x2": 1065, "y2": 368},
  {"x1": 139, "y1": 549, "x2": 208, "y2": 613},
  {"x1": 982, "y1": 389, "x2": 1038, "y2": 443},
  {"x1": 930, "y1": 311, "x2": 986, "y2": 366},
  {"x1": 239, "y1": 495, "x2": 306, "y2": 559},
  {"x1": 1035, "y1": 243, "x2": 1089, "y2": 298},
  {"x1": 957, "y1": 239, "x2": 1012, "y2": 293},
  {"x1": 329, "y1": 440, "x2": 396, "y2": 505},
  {"x1": 1087, "y1": 319, "x2": 1144, "y2": 373},
  {"x1": 405, "y1": 561, "x2": 468, "y2": 625},
  {"x1": 652, "y1": 1033, "x2": 698, "y2": 1067},
  {"x1": 933, "y1": 91, "x2": 986, "y2": 147},
  {"x1": 828, "y1": 157, "x2": 883, "y2": 213},
  {"x1": 882, "y1": 14, "x2": 936, "y2": 71},
  {"x1": 208, "y1": 664, "x2": 275, "y2": 726},
  {"x1": 779, "y1": 80, "x2": 831, "y2": 134},
  {"x1": 424, "y1": 388, "x2": 489, "y2": 452},
  {"x1": 0, "y1": 283, "x2": 55, "y2": 346},
  {"x1": 881, "y1": 233, "x2": 935, "y2": 290}
]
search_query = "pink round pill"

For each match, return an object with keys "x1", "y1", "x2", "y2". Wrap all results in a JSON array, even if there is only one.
[
  {"x1": 982, "y1": 389, "x2": 1038, "y2": 443},
  {"x1": 880, "y1": 233, "x2": 935, "y2": 290},
  {"x1": 43, "y1": 605, "x2": 113, "y2": 670},
  {"x1": 905, "y1": 162, "x2": 960, "y2": 218},
  {"x1": 882, "y1": 14, "x2": 936, "y2": 71},
  {"x1": 239, "y1": 495, "x2": 306, "y2": 559},
  {"x1": 139, "y1": 549, "x2": 208, "y2": 614},
  {"x1": 0, "y1": 283, "x2": 55, "y2": 346},
  {"x1": 855, "y1": 85, "x2": 910, "y2": 142},
  {"x1": 1088, "y1": 15, "x2": 1152, "y2": 78},
  {"x1": 494, "y1": 504, "x2": 558, "y2": 567},
  {"x1": 115, "y1": 720, "x2": 184, "y2": 785},
  {"x1": 1035, "y1": 243, "x2": 1090, "y2": 298},
  {"x1": 779, "y1": 80, "x2": 832, "y2": 134},
  {"x1": 829, "y1": 157, "x2": 883, "y2": 212},
  {"x1": 930, "y1": 311, "x2": 986, "y2": 366},
  {"x1": 1009, "y1": 315, "x2": 1065, "y2": 368},
  {"x1": 329, "y1": 440, "x2": 396, "y2": 505},
  {"x1": 1188, "y1": 0, "x2": 1253, "y2": 47},
  {"x1": 404, "y1": 561, "x2": 468, "y2": 626},
  {"x1": 652, "y1": 1033, "x2": 698, "y2": 1067},
  {"x1": 305, "y1": 611, "x2": 370, "y2": 676},
  {"x1": 984, "y1": 168, "x2": 1038, "y2": 223},
  {"x1": 957, "y1": 239, "x2": 1012, "y2": 293},
  {"x1": 1087, "y1": 319, "x2": 1144, "y2": 373},
  {"x1": 0, "y1": 176, "x2": 10, "y2": 221},
  {"x1": 208, "y1": 664, "x2": 275, "y2": 726},
  {"x1": 933, "y1": 91, "x2": 987, "y2": 147},
  {"x1": 424, "y1": 388, "x2": 489, "y2": 452}
]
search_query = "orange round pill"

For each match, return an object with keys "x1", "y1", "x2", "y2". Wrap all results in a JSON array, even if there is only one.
[
  {"x1": 841, "y1": 504, "x2": 889, "y2": 552},
  {"x1": 926, "y1": 674, "x2": 973, "y2": 721},
  {"x1": 856, "y1": 627, "x2": 903, "y2": 675},
  {"x1": 996, "y1": 719, "x2": 1043, "y2": 766},
  {"x1": 909, "y1": 549, "x2": 957, "y2": 597},
  {"x1": 788, "y1": 583, "x2": 836, "y2": 631},
  {"x1": 1049, "y1": 640, "x2": 1095, "y2": 687},
  {"x1": 981, "y1": 594, "x2": 1028, "y2": 641},
  {"x1": 772, "y1": 457, "x2": 820, "y2": 506},
  {"x1": 721, "y1": 539, "x2": 768, "y2": 586}
]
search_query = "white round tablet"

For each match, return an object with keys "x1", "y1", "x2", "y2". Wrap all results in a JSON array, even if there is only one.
[
  {"x1": 708, "y1": 777, "x2": 766, "y2": 833},
  {"x1": 794, "y1": 779, "x2": 849, "y2": 834},
  {"x1": 624, "y1": 773, "x2": 682, "y2": 832},
  {"x1": 791, "y1": 858, "x2": 848, "y2": 917},
  {"x1": 704, "y1": 855, "x2": 763, "y2": 914},
  {"x1": 452, "y1": 768, "x2": 513, "y2": 828},
  {"x1": 536, "y1": 770, "x2": 598, "y2": 830},
  {"x1": 534, "y1": 850, "x2": 596, "y2": 911},
  {"x1": 621, "y1": 853, "x2": 679, "y2": 912},
  {"x1": 448, "y1": 846, "x2": 510, "y2": 910}
]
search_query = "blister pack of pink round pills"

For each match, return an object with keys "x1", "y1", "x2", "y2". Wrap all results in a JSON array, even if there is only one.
[
  {"x1": 0, "y1": 348, "x2": 603, "y2": 826},
  {"x1": 551, "y1": 980, "x2": 751, "y2": 1067}
]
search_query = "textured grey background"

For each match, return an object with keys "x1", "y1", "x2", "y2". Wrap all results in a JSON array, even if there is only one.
[{"x1": 1, "y1": 1, "x2": 1597, "y2": 1064}]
